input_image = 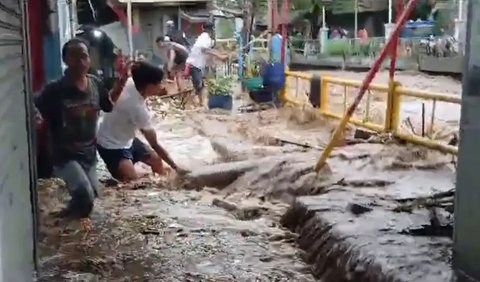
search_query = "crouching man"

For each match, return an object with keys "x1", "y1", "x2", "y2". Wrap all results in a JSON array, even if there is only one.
[
  {"x1": 96, "y1": 61, "x2": 188, "y2": 182},
  {"x1": 35, "y1": 38, "x2": 129, "y2": 221}
]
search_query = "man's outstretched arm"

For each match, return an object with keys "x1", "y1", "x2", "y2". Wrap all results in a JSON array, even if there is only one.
[{"x1": 141, "y1": 128, "x2": 188, "y2": 174}]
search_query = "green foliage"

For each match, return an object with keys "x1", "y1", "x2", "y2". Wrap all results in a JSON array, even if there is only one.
[
  {"x1": 325, "y1": 39, "x2": 350, "y2": 56},
  {"x1": 324, "y1": 39, "x2": 382, "y2": 57},
  {"x1": 216, "y1": 18, "x2": 235, "y2": 39},
  {"x1": 290, "y1": 33, "x2": 306, "y2": 50},
  {"x1": 206, "y1": 76, "x2": 235, "y2": 96}
]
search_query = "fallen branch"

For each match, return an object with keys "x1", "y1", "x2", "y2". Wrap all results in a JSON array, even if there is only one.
[
  {"x1": 159, "y1": 88, "x2": 194, "y2": 100},
  {"x1": 274, "y1": 138, "x2": 321, "y2": 150},
  {"x1": 393, "y1": 188, "x2": 455, "y2": 213},
  {"x1": 395, "y1": 188, "x2": 455, "y2": 203}
]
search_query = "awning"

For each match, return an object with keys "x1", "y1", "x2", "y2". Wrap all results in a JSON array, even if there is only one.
[
  {"x1": 180, "y1": 8, "x2": 232, "y2": 23},
  {"x1": 180, "y1": 10, "x2": 210, "y2": 23}
]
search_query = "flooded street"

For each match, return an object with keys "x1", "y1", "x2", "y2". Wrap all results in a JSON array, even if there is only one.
[
  {"x1": 38, "y1": 71, "x2": 460, "y2": 281},
  {"x1": 38, "y1": 97, "x2": 319, "y2": 281}
]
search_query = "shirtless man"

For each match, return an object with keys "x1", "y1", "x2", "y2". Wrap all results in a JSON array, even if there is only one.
[{"x1": 156, "y1": 36, "x2": 189, "y2": 91}]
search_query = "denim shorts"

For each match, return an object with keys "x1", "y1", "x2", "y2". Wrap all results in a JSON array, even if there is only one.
[
  {"x1": 97, "y1": 137, "x2": 151, "y2": 179},
  {"x1": 189, "y1": 65, "x2": 204, "y2": 91}
]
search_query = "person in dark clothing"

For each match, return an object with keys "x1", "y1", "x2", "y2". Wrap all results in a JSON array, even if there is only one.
[
  {"x1": 166, "y1": 20, "x2": 190, "y2": 48},
  {"x1": 35, "y1": 38, "x2": 129, "y2": 226}
]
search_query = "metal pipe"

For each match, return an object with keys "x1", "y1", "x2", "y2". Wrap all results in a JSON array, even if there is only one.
[
  {"x1": 354, "y1": 0, "x2": 358, "y2": 38},
  {"x1": 322, "y1": 6, "x2": 326, "y2": 28},
  {"x1": 177, "y1": 6, "x2": 182, "y2": 30},
  {"x1": 388, "y1": 0, "x2": 393, "y2": 23},
  {"x1": 280, "y1": 0, "x2": 288, "y2": 63},
  {"x1": 385, "y1": 0, "x2": 403, "y2": 130},
  {"x1": 21, "y1": 0, "x2": 39, "y2": 272},
  {"x1": 429, "y1": 100, "x2": 437, "y2": 137},
  {"x1": 421, "y1": 103, "x2": 426, "y2": 137},
  {"x1": 459, "y1": 0, "x2": 464, "y2": 20},
  {"x1": 69, "y1": 0, "x2": 77, "y2": 38},
  {"x1": 127, "y1": 0, "x2": 133, "y2": 58},
  {"x1": 314, "y1": 0, "x2": 421, "y2": 172},
  {"x1": 272, "y1": 0, "x2": 278, "y2": 29}
]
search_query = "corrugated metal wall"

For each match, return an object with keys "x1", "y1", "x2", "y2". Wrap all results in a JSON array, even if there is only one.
[{"x1": 0, "y1": 0, "x2": 36, "y2": 281}]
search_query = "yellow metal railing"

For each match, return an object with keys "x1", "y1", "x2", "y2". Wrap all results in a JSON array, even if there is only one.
[
  {"x1": 283, "y1": 72, "x2": 460, "y2": 155},
  {"x1": 321, "y1": 76, "x2": 389, "y2": 133},
  {"x1": 281, "y1": 70, "x2": 312, "y2": 106}
]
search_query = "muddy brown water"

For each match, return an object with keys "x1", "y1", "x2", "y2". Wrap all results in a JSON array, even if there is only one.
[{"x1": 39, "y1": 76, "x2": 458, "y2": 281}]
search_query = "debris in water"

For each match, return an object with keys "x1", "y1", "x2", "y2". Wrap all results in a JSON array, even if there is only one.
[
  {"x1": 347, "y1": 203, "x2": 373, "y2": 215},
  {"x1": 393, "y1": 188, "x2": 454, "y2": 213}
]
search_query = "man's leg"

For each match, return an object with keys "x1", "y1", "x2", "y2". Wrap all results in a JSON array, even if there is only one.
[
  {"x1": 97, "y1": 145, "x2": 136, "y2": 182},
  {"x1": 53, "y1": 161, "x2": 96, "y2": 218},
  {"x1": 174, "y1": 63, "x2": 186, "y2": 91},
  {"x1": 85, "y1": 162, "x2": 101, "y2": 197},
  {"x1": 131, "y1": 137, "x2": 166, "y2": 175},
  {"x1": 190, "y1": 66, "x2": 204, "y2": 107}
]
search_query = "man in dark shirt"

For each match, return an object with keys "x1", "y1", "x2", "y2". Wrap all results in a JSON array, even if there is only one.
[
  {"x1": 166, "y1": 20, "x2": 190, "y2": 49},
  {"x1": 35, "y1": 38, "x2": 128, "y2": 222}
]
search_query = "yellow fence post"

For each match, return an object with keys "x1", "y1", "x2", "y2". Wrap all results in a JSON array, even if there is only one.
[
  {"x1": 391, "y1": 82, "x2": 401, "y2": 132},
  {"x1": 385, "y1": 80, "x2": 401, "y2": 131},
  {"x1": 279, "y1": 81, "x2": 289, "y2": 105},
  {"x1": 279, "y1": 67, "x2": 290, "y2": 105}
]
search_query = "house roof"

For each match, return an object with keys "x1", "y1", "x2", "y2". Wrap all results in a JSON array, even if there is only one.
[
  {"x1": 117, "y1": 0, "x2": 208, "y2": 5},
  {"x1": 180, "y1": 8, "x2": 232, "y2": 22}
]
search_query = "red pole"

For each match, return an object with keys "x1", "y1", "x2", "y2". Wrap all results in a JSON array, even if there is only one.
[
  {"x1": 347, "y1": 0, "x2": 419, "y2": 118},
  {"x1": 388, "y1": 0, "x2": 404, "y2": 79},
  {"x1": 280, "y1": 0, "x2": 288, "y2": 63},
  {"x1": 272, "y1": 0, "x2": 278, "y2": 30},
  {"x1": 315, "y1": 0, "x2": 421, "y2": 171}
]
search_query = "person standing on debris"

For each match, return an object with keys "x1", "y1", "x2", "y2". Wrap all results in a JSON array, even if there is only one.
[
  {"x1": 185, "y1": 21, "x2": 228, "y2": 106},
  {"x1": 35, "y1": 38, "x2": 130, "y2": 223},
  {"x1": 156, "y1": 36, "x2": 189, "y2": 91},
  {"x1": 166, "y1": 20, "x2": 190, "y2": 49},
  {"x1": 96, "y1": 61, "x2": 189, "y2": 182}
]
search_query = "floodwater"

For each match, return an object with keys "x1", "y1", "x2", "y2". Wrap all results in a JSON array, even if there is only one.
[
  {"x1": 38, "y1": 97, "x2": 319, "y2": 281},
  {"x1": 288, "y1": 70, "x2": 463, "y2": 142},
  {"x1": 38, "y1": 71, "x2": 459, "y2": 281}
]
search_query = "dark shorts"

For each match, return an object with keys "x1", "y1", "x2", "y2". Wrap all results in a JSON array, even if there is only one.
[
  {"x1": 189, "y1": 66, "x2": 204, "y2": 92},
  {"x1": 97, "y1": 137, "x2": 151, "y2": 179}
]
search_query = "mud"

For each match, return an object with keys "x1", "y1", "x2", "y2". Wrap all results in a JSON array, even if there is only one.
[
  {"x1": 38, "y1": 76, "x2": 459, "y2": 281},
  {"x1": 38, "y1": 98, "x2": 318, "y2": 281},
  {"x1": 282, "y1": 192, "x2": 455, "y2": 282},
  {"x1": 37, "y1": 179, "x2": 315, "y2": 282}
]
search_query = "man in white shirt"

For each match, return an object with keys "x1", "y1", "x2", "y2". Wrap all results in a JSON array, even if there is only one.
[
  {"x1": 96, "y1": 62, "x2": 187, "y2": 182},
  {"x1": 186, "y1": 21, "x2": 227, "y2": 106}
]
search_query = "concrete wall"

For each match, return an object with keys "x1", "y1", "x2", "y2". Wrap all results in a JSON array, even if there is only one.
[{"x1": 136, "y1": 7, "x2": 180, "y2": 54}]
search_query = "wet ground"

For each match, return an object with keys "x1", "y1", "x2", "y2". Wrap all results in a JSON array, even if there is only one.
[
  {"x1": 38, "y1": 98, "x2": 319, "y2": 281},
  {"x1": 38, "y1": 71, "x2": 460, "y2": 281}
]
